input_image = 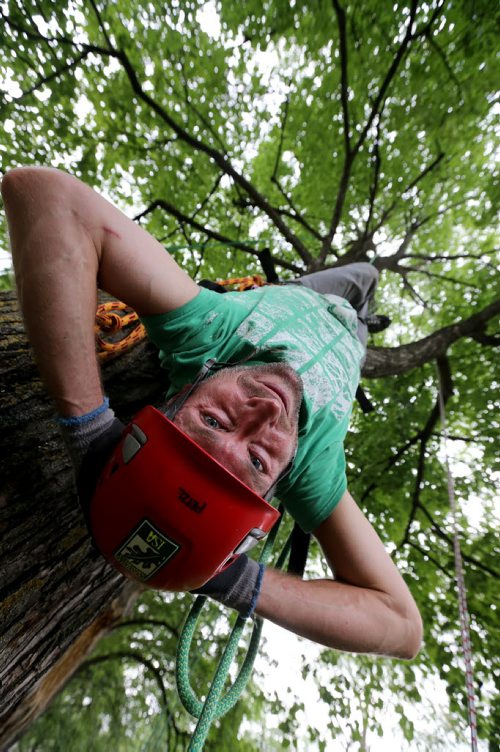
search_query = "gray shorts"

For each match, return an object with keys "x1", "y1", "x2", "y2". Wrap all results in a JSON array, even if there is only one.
[{"x1": 291, "y1": 262, "x2": 379, "y2": 348}]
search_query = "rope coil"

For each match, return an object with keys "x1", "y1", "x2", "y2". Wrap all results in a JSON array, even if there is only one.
[{"x1": 95, "y1": 301, "x2": 146, "y2": 361}]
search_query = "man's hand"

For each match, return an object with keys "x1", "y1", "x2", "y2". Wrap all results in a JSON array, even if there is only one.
[
  {"x1": 192, "y1": 554, "x2": 265, "y2": 618},
  {"x1": 76, "y1": 417, "x2": 125, "y2": 529}
]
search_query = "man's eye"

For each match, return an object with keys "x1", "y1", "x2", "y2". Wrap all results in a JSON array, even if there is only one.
[
  {"x1": 250, "y1": 455, "x2": 264, "y2": 472},
  {"x1": 202, "y1": 414, "x2": 220, "y2": 429}
]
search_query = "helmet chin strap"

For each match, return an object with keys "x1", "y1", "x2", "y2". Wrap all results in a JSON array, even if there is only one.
[
  {"x1": 163, "y1": 357, "x2": 296, "y2": 500},
  {"x1": 163, "y1": 358, "x2": 219, "y2": 420}
]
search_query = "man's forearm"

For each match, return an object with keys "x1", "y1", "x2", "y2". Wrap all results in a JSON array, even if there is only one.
[
  {"x1": 255, "y1": 567, "x2": 422, "y2": 660},
  {"x1": 2, "y1": 166, "x2": 199, "y2": 417},
  {"x1": 2, "y1": 167, "x2": 104, "y2": 416}
]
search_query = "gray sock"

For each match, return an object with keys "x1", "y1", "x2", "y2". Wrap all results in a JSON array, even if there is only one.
[
  {"x1": 193, "y1": 555, "x2": 265, "y2": 618},
  {"x1": 57, "y1": 397, "x2": 116, "y2": 473}
]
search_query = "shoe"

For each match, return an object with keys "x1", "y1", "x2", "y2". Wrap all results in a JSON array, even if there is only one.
[{"x1": 366, "y1": 314, "x2": 391, "y2": 333}]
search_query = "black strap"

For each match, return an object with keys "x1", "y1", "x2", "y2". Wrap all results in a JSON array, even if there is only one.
[
  {"x1": 355, "y1": 385, "x2": 375, "y2": 413},
  {"x1": 198, "y1": 279, "x2": 227, "y2": 293},
  {"x1": 258, "y1": 247, "x2": 280, "y2": 284},
  {"x1": 287, "y1": 523, "x2": 311, "y2": 577}
]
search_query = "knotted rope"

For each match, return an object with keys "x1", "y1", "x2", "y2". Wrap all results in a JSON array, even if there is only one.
[{"x1": 95, "y1": 301, "x2": 146, "y2": 361}]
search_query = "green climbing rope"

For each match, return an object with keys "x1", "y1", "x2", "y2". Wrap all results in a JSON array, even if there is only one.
[
  {"x1": 175, "y1": 508, "x2": 293, "y2": 751},
  {"x1": 176, "y1": 598, "x2": 264, "y2": 722}
]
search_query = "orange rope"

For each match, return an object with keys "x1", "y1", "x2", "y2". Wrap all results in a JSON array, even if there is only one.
[
  {"x1": 95, "y1": 301, "x2": 146, "y2": 362},
  {"x1": 217, "y1": 275, "x2": 266, "y2": 291}
]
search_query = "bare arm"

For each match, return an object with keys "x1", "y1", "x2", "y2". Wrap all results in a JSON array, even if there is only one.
[
  {"x1": 1, "y1": 166, "x2": 199, "y2": 416},
  {"x1": 255, "y1": 490, "x2": 423, "y2": 659}
]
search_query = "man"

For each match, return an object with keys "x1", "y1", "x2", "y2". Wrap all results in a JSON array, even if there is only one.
[{"x1": 2, "y1": 166, "x2": 422, "y2": 658}]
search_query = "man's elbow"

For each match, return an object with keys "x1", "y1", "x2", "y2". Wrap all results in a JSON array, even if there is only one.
[
  {"x1": 398, "y1": 606, "x2": 423, "y2": 660},
  {"x1": 1, "y1": 166, "x2": 65, "y2": 206},
  {"x1": 2, "y1": 166, "x2": 39, "y2": 197}
]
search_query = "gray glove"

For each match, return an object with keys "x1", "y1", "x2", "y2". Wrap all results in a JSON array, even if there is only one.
[{"x1": 192, "y1": 555, "x2": 265, "y2": 618}]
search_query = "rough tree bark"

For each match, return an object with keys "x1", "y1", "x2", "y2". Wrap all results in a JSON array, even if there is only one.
[
  {"x1": 0, "y1": 291, "x2": 165, "y2": 751},
  {"x1": 0, "y1": 289, "x2": 498, "y2": 750}
]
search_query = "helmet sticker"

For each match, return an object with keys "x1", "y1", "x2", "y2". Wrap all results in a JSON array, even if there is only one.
[{"x1": 114, "y1": 519, "x2": 180, "y2": 581}]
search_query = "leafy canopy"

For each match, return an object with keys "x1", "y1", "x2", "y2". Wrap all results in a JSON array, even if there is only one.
[{"x1": 1, "y1": 0, "x2": 498, "y2": 749}]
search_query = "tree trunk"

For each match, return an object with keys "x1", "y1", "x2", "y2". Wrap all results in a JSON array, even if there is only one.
[
  {"x1": 0, "y1": 289, "x2": 497, "y2": 749},
  {"x1": 0, "y1": 291, "x2": 166, "y2": 751}
]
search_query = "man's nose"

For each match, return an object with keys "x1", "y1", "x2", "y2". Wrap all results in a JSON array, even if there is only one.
[
  {"x1": 242, "y1": 394, "x2": 282, "y2": 431},
  {"x1": 212, "y1": 437, "x2": 246, "y2": 478}
]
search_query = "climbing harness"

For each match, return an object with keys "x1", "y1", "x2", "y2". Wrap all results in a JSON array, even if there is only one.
[{"x1": 436, "y1": 367, "x2": 478, "y2": 752}]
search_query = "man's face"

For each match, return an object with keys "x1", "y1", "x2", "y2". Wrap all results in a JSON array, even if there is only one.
[{"x1": 173, "y1": 363, "x2": 303, "y2": 496}]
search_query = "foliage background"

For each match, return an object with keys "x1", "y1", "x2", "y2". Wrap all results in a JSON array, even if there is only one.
[{"x1": 1, "y1": 0, "x2": 498, "y2": 749}]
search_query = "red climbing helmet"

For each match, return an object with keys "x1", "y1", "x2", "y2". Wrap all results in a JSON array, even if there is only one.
[{"x1": 89, "y1": 405, "x2": 280, "y2": 591}]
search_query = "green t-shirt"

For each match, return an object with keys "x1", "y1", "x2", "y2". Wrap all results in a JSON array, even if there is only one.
[{"x1": 141, "y1": 285, "x2": 364, "y2": 532}]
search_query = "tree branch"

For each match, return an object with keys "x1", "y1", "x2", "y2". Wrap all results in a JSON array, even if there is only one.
[
  {"x1": 360, "y1": 428, "x2": 422, "y2": 505},
  {"x1": 79, "y1": 651, "x2": 169, "y2": 711},
  {"x1": 331, "y1": 0, "x2": 351, "y2": 153},
  {"x1": 87, "y1": 0, "x2": 114, "y2": 50},
  {"x1": 271, "y1": 90, "x2": 291, "y2": 182},
  {"x1": 401, "y1": 274, "x2": 430, "y2": 308},
  {"x1": 177, "y1": 53, "x2": 229, "y2": 156},
  {"x1": 352, "y1": 0, "x2": 419, "y2": 159},
  {"x1": 373, "y1": 152, "x2": 446, "y2": 233},
  {"x1": 417, "y1": 503, "x2": 498, "y2": 578},
  {"x1": 2, "y1": 51, "x2": 90, "y2": 107},
  {"x1": 2, "y1": 12, "x2": 314, "y2": 265},
  {"x1": 274, "y1": 203, "x2": 324, "y2": 242},
  {"x1": 400, "y1": 265, "x2": 482, "y2": 290},
  {"x1": 363, "y1": 299, "x2": 500, "y2": 378},
  {"x1": 321, "y1": 1, "x2": 442, "y2": 260},
  {"x1": 425, "y1": 30, "x2": 462, "y2": 98},
  {"x1": 114, "y1": 48, "x2": 313, "y2": 264},
  {"x1": 2, "y1": 12, "x2": 115, "y2": 57},
  {"x1": 134, "y1": 199, "x2": 303, "y2": 274},
  {"x1": 364, "y1": 113, "x2": 383, "y2": 237},
  {"x1": 78, "y1": 651, "x2": 190, "y2": 743},
  {"x1": 269, "y1": 90, "x2": 323, "y2": 244},
  {"x1": 405, "y1": 251, "x2": 497, "y2": 265},
  {"x1": 317, "y1": 0, "x2": 356, "y2": 262},
  {"x1": 111, "y1": 617, "x2": 180, "y2": 639},
  {"x1": 408, "y1": 540, "x2": 452, "y2": 576},
  {"x1": 190, "y1": 172, "x2": 225, "y2": 223},
  {"x1": 396, "y1": 355, "x2": 453, "y2": 550},
  {"x1": 432, "y1": 432, "x2": 493, "y2": 444}
]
